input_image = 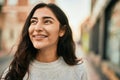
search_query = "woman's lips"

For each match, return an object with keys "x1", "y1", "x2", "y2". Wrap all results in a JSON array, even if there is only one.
[{"x1": 32, "y1": 34, "x2": 48, "y2": 40}]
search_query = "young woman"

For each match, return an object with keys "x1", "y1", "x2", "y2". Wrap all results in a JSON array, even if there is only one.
[{"x1": 1, "y1": 3, "x2": 87, "y2": 80}]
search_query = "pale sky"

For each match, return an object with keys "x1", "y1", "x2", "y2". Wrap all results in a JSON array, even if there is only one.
[
  {"x1": 56, "y1": 0, "x2": 91, "y2": 41},
  {"x1": 56, "y1": 0, "x2": 91, "y2": 27}
]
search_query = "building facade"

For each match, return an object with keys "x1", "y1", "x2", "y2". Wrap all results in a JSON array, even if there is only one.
[{"x1": 81, "y1": 0, "x2": 120, "y2": 80}]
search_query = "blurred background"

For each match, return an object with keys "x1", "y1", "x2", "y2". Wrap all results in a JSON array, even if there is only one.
[{"x1": 0, "y1": 0, "x2": 120, "y2": 80}]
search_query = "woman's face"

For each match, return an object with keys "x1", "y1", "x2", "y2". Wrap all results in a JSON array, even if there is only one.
[{"x1": 29, "y1": 7, "x2": 65, "y2": 50}]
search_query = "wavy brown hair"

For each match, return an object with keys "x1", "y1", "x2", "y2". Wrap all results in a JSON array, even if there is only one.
[{"x1": 2, "y1": 3, "x2": 79, "y2": 80}]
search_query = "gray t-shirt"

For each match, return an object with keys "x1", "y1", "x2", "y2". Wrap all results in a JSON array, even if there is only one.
[{"x1": 23, "y1": 57, "x2": 87, "y2": 80}]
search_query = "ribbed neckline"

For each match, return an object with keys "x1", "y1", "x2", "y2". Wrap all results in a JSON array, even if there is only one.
[{"x1": 30, "y1": 57, "x2": 65, "y2": 70}]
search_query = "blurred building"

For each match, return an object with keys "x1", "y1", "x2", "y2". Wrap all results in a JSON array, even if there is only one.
[
  {"x1": 81, "y1": 0, "x2": 120, "y2": 80},
  {"x1": 0, "y1": 2, "x2": 4, "y2": 51},
  {"x1": 0, "y1": 0, "x2": 55, "y2": 54}
]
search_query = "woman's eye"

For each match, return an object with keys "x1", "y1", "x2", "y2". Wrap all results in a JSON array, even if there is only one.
[
  {"x1": 44, "y1": 20, "x2": 53, "y2": 24},
  {"x1": 30, "y1": 20, "x2": 37, "y2": 25}
]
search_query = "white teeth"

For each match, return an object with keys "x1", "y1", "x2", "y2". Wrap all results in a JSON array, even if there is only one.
[
  {"x1": 35, "y1": 35, "x2": 46, "y2": 38},
  {"x1": 33, "y1": 34, "x2": 48, "y2": 39}
]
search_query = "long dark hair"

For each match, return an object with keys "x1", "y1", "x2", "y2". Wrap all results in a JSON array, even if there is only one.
[{"x1": 3, "y1": 3, "x2": 79, "y2": 80}]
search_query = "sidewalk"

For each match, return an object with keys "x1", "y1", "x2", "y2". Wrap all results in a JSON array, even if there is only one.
[{"x1": 75, "y1": 44, "x2": 101, "y2": 80}]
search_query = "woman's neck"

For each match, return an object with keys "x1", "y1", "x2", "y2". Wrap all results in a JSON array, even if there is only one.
[{"x1": 36, "y1": 48, "x2": 58, "y2": 63}]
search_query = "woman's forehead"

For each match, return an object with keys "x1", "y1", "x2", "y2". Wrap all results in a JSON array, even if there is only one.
[{"x1": 33, "y1": 7, "x2": 57, "y2": 20}]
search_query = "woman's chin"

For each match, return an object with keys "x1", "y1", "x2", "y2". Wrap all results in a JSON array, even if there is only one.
[{"x1": 33, "y1": 44, "x2": 42, "y2": 49}]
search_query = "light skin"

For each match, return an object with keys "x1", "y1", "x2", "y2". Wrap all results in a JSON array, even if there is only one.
[{"x1": 29, "y1": 7, "x2": 65, "y2": 62}]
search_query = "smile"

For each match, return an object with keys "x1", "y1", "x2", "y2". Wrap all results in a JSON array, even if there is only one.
[{"x1": 33, "y1": 34, "x2": 48, "y2": 40}]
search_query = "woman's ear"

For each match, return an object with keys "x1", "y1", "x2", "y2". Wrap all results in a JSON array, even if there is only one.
[{"x1": 59, "y1": 25, "x2": 66, "y2": 37}]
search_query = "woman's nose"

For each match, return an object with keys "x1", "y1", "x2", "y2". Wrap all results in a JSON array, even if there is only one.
[{"x1": 34, "y1": 22, "x2": 44, "y2": 31}]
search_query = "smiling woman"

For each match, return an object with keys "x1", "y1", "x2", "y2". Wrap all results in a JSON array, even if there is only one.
[
  {"x1": 29, "y1": 7, "x2": 64, "y2": 53},
  {"x1": 1, "y1": 3, "x2": 87, "y2": 80}
]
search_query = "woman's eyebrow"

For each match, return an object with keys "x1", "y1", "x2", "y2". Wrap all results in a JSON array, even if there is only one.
[
  {"x1": 31, "y1": 17, "x2": 38, "y2": 20},
  {"x1": 42, "y1": 16, "x2": 55, "y2": 21},
  {"x1": 31, "y1": 16, "x2": 55, "y2": 21}
]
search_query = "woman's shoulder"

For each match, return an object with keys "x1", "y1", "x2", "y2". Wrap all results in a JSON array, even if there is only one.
[
  {"x1": 74, "y1": 58, "x2": 87, "y2": 71},
  {"x1": 73, "y1": 58, "x2": 88, "y2": 80}
]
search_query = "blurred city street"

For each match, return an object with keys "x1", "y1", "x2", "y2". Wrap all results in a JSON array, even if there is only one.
[{"x1": 0, "y1": 0, "x2": 120, "y2": 80}]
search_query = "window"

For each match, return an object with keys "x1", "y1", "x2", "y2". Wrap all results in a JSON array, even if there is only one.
[
  {"x1": 106, "y1": 1, "x2": 120, "y2": 66},
  {"x1": 0, "y1": 0, "x2": 4, "y2": 5},
  {"x1": 89, "y1": 19, "x2": 100, "y2": 54},
  {"x1": 0, "y1": 0, "x2": 4, "y2": 12},
  {"x1": 0, "y1": 29, "x2": 1, "y2": 50},
  {"x1": 7, "y1": 0, "x2": 18, "y2": 6}
]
